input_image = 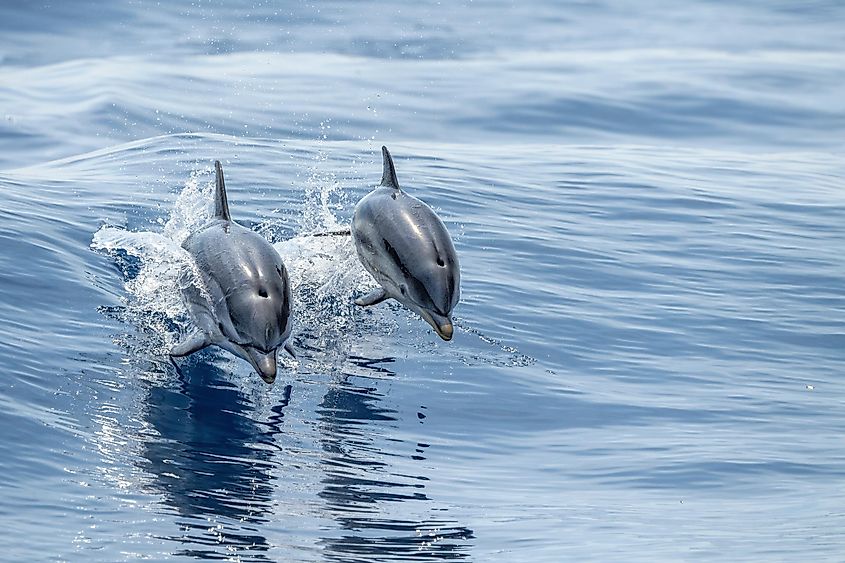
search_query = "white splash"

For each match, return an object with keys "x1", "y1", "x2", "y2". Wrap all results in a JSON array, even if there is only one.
[
  {"x1": 91, "y1": 162, "x2": 531, "y2": 373},
  {"x1": 91, "y1": 165, "x2": 372, "y2": 367}
]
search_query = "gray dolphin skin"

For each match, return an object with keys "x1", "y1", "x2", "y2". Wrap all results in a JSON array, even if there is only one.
[
  {"x1": 170, "y1": 160, "x2": 294, "y2": 383},
  {"x1": 351, "y1": 146, "x2": 460, "y2": 340}
]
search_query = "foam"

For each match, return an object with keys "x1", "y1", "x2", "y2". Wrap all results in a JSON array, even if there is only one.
[{"x1": 92, "y1": 165, "x2": 372, "y2": 369}]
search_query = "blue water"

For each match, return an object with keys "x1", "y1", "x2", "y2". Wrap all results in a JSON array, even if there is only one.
[{"x1": 1, "y1": 1, "x2": 844, "y2": 561}]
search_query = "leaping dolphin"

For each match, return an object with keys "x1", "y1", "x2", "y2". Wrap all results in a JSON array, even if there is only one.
[
  {"x1": 170, "y1": 160, "x2": 294, "y2": 383},
  {"x1": 351, "y1": 146, "x2": 460, "y2": 340}
]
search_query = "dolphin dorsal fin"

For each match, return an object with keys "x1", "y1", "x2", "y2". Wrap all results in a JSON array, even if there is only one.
[
  {"x1": 380, "y1": 146, "x2": 400, "y2": 190},
  {"x1": 213, "y1": 160, "x2": 232, "y2": 221}
]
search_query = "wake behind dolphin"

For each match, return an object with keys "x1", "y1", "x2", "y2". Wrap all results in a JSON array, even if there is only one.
[
  {"x1": 170, "y1": 161, "x2": 294, "y2": 383},
  {"x1": 351, "y1": 146, "x2": 461, "y2": 340}
]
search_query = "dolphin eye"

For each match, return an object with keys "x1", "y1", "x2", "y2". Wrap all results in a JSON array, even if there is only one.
[
  {"x1": 400, "y1": 285, "x2": 406, "y2": 296},
  {"x1": 436, "y1": 257, "x2": 445, "y2": 267},
  {"x1": 258, "y1": 288, "x2": 268, "y2": 298}
]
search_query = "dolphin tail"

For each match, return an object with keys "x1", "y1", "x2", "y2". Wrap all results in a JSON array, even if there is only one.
[
  {"x1": 213, "y1": 160, "x2": 232, "y2": 221},
  {"x1": 380, "y1": 146, "x2": 400, "y2": 190}
]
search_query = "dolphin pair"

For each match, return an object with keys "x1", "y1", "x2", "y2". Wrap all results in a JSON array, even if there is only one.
[
  {"x1": 351, "y1": 146, "x2": 460, "y2": 341},
  {"x1": 171, "y1": 147, "x2": 460, "y2": 384},
  {"x1": 170, "y1": 161, "x2": 294, "y2": 384}
]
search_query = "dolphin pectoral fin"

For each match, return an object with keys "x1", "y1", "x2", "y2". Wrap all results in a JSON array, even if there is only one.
[
  {"x1": 355, "y1": 288, "x2": 389, "y2": 307},
  {"x1": 170, "y1": 330, "x2": 211, "y2": 357},
  {"x1": 284, "y1": 341, "x2": 296, "y2": 359}
]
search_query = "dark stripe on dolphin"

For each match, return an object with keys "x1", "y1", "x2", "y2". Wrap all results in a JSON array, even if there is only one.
[
  {"x1": 382, "y1": 237, "x2": 443, "y2": 313},
  {"x1": 279, "y1": 280, "x2": 290, "y2": 334},
  {"x1": 383, "y1": 238, "x2": 412, "y2": 278}
]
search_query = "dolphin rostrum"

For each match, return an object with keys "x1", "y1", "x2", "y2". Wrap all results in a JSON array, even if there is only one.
[
  {"x1": 351, "y1": 146, "x2": 460, "y2": 340},
  {"x1": 170, "y1": 160, "x2": 294, "y2": 383}
]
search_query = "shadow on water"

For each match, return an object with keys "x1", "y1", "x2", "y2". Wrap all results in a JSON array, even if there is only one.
[
  {"x1": 316, "y1": 356, "x2": 474, "y2": 562},
  {"x1": 139, "y1": 358, "x2": 290, "y2": 561}
]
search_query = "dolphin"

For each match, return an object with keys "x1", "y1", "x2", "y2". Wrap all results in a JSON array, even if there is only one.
[
  {"x1": 170, "y1": 160, "x2": 294, "y2": 383},
  {"x1": 351, "y1": 146, "x2": 460, "y2": 340}
]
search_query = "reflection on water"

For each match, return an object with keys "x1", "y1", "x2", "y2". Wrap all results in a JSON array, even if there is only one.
[
  {"x1": 96, "y1": 217, "x2": 474, "y2": 561},
  {"x1": 139, "y1": 359, "x2": 287, "y2": 560},
  {"x1": 129, "y1": 348, "x2": 472, "y2": 561},
  {"x1": 317, "y1": 356, "x2": 474, "y2": 561}
]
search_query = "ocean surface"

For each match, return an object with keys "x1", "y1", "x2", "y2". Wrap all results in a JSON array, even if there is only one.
[{"x1": 1, "y1": 1, "x2": 844, "y2": 561}]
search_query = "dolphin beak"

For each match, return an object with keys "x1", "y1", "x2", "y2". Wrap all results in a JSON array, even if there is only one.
[
  {"x1": 425, "y1": 312, "x2": 454, "y2": 341},
  {"x1": 245, "y1": 348, "x2": 277, "y2": 384},
  {"x1": 435, "y1": 321, "x2": 453, "y2": 341}
]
